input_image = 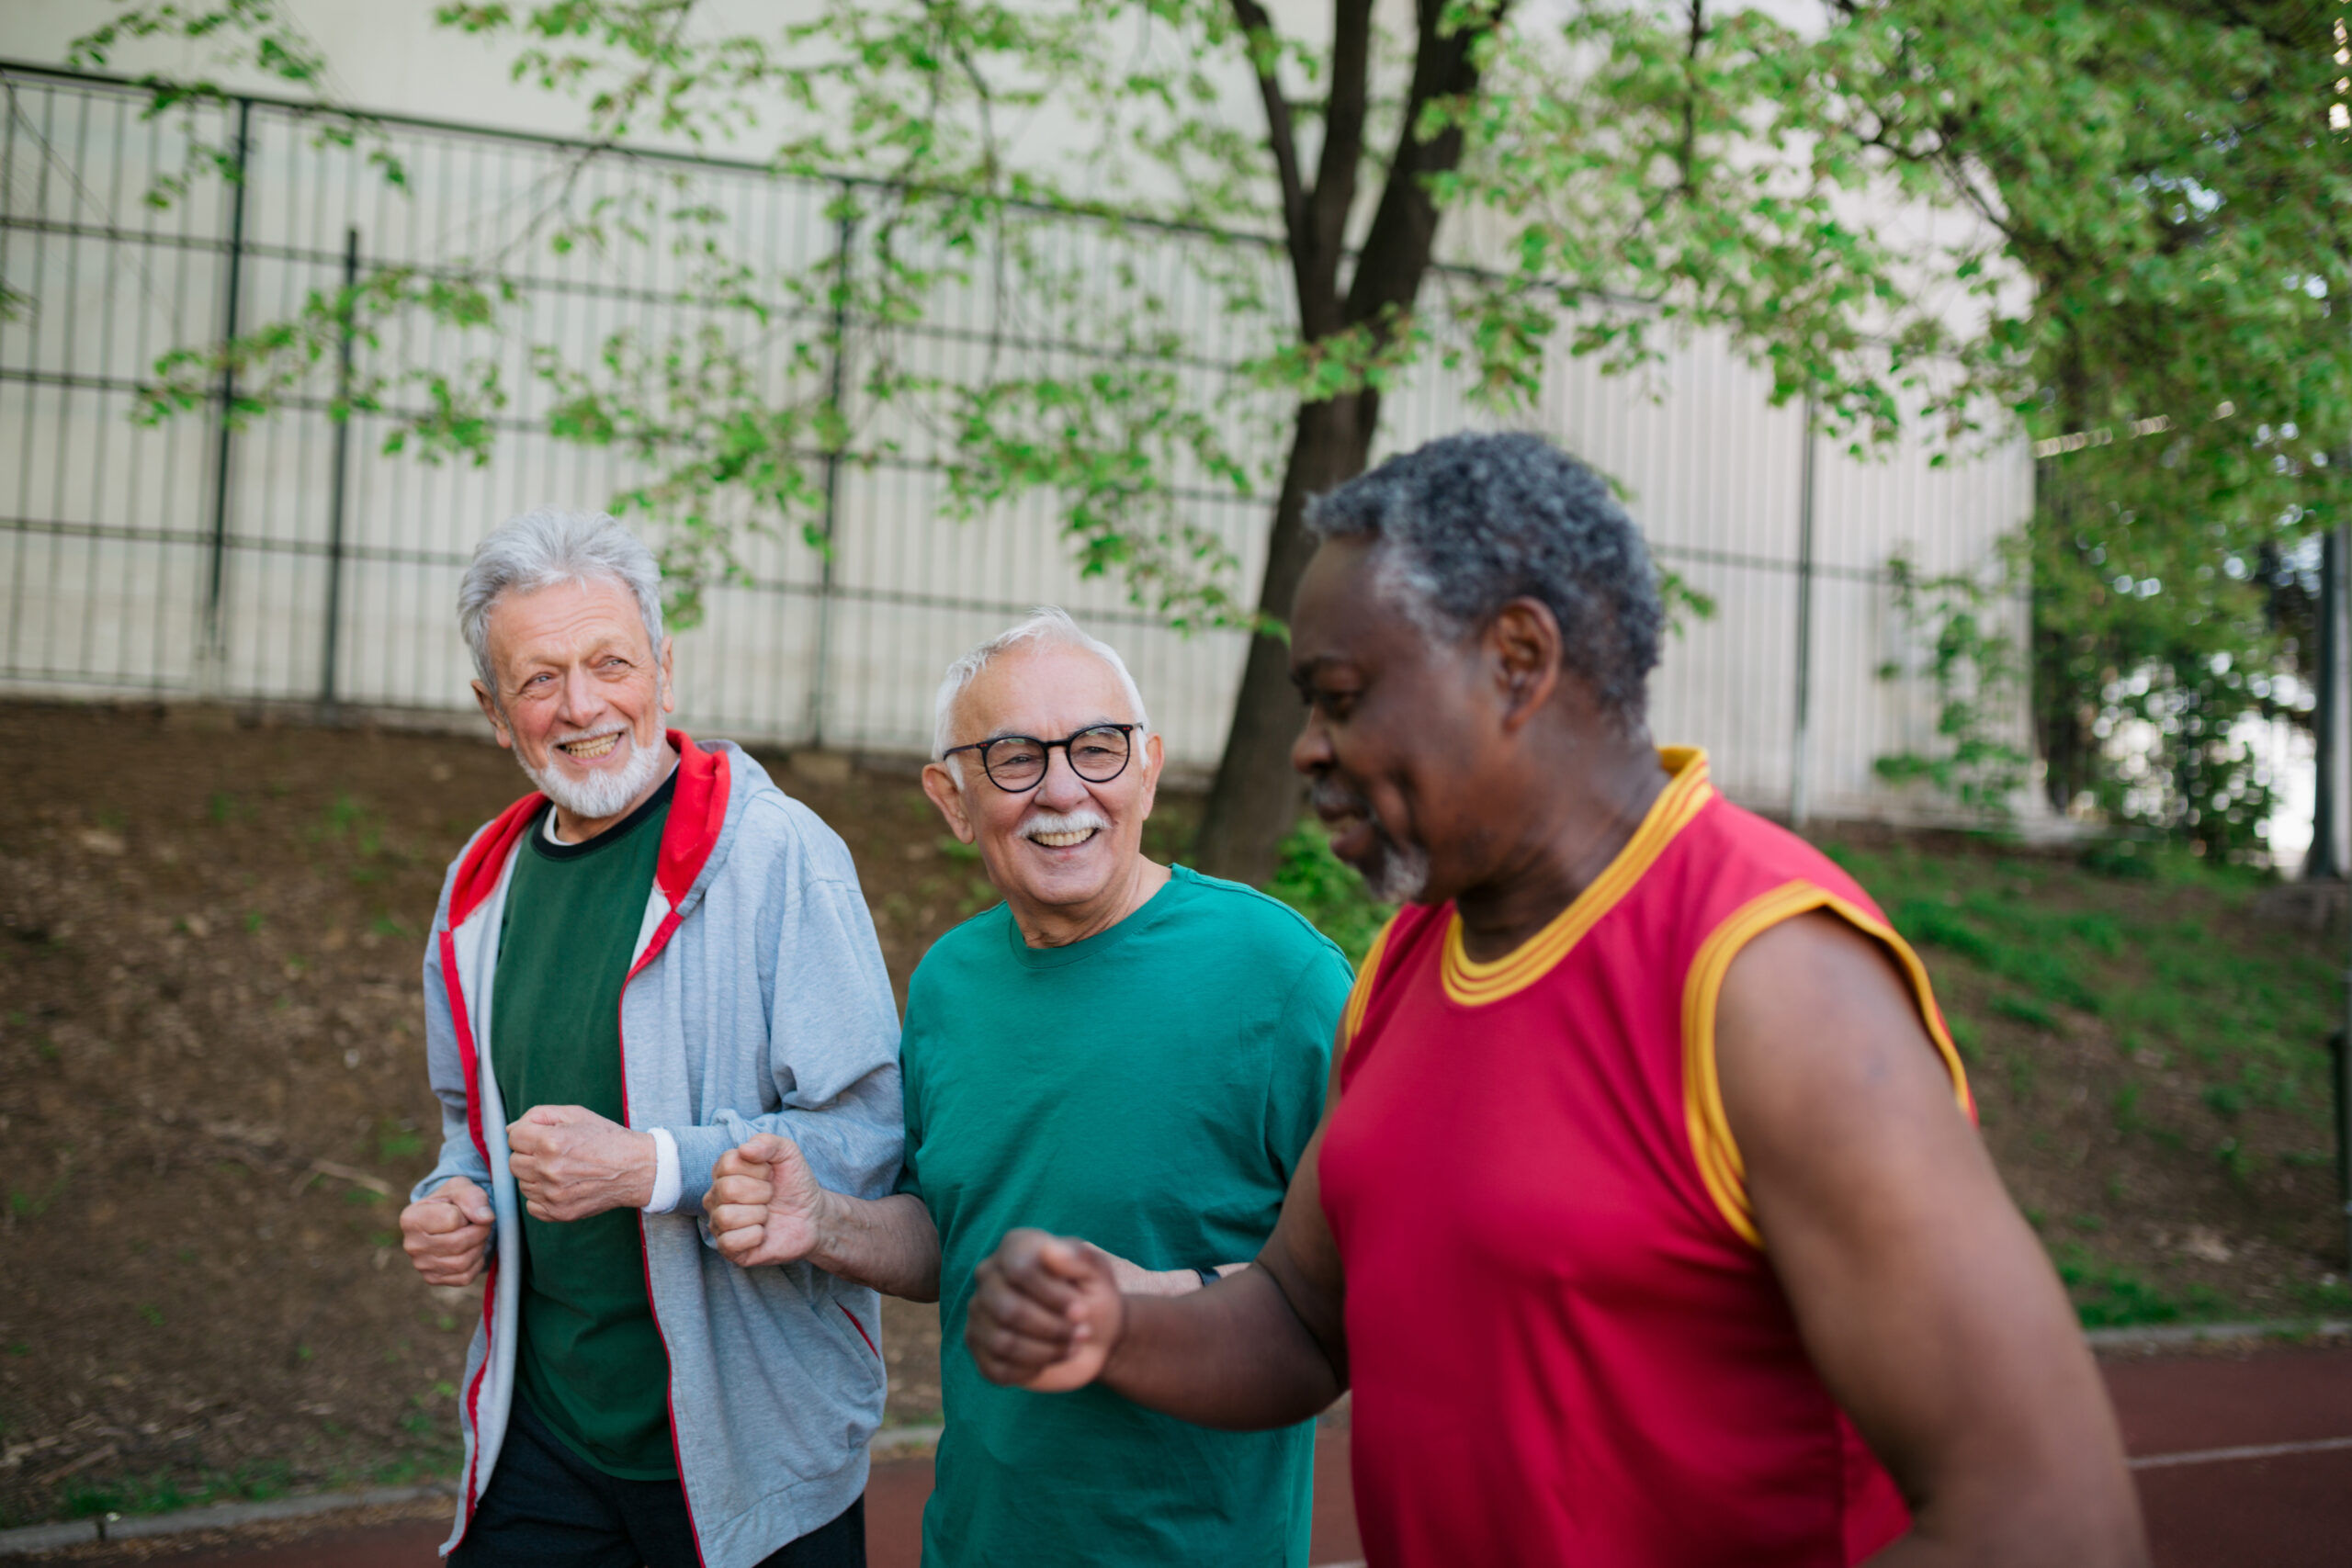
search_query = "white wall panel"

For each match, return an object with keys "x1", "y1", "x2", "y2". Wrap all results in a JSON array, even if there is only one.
[{"x1": 0, "y1": 64, "x2": 2033, "y2": 825}]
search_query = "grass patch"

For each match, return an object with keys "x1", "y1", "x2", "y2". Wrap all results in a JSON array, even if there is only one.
[
  {"x1": 1992, "y1": 993, "x2": 2058, "y2": 1032},
  {"x1": 315, "y1": 793, "x2": 385, "y2": 855},
  {"x1": 1829, "y1": 837, "x2": 2335, "y2": 1106},
  {"x1": 2056, "y1": 1246, "x2": 2226, "y2": 1327},
  {"x1": 62, "y1": 1459, "x2": 295, "y2": 1521},
  {"x1": 376, "y1": 1120, "x2": 424, "y2": 1162},
  {"x1": 7, "y1": 1166, "x2": 71, "y2": 1221}
]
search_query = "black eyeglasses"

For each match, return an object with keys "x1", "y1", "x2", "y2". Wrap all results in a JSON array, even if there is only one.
[{"x1": 943, "y1": 723, "x2": 1140, "y2": 793}]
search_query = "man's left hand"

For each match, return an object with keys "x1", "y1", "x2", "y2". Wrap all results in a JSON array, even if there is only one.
[{"x1": 507, "y1": 1104, "x2": 655, "y2": 1221}]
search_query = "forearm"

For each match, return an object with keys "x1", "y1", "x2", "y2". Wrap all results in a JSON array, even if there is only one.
[
  {"x1": 1097, "y1": 1266, "x2": 1344, "y2": 1430},
  {"x1": 1867, "y1": 1492, "x2": 2145, "y2": 1568},
  {"x1": 808, "y1": 1190, "x2": 941, "y2": 1302}
]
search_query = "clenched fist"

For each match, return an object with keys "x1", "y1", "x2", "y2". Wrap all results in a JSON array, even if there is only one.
[
  {"x1": 401, "y1": 1175, "x2": 494, "y2": 1287},
  {"x1": 967, "y1": 1228, "x2": 1126, "y2": 1393},
  {"x1": 705, "y1": 1133, "x2": 829, "y2": 1268},
  {"x1": 507, "y1": 1104, "x2": 654, "y2": 1222}
]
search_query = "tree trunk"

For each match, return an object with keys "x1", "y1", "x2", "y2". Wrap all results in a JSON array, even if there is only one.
[
  {"x1": 1190, "y1": 0, "x2": 1502, "y2": 885},
  {"x1": 1190, "y1": 391, "x2": 1378, "y2": 883}
]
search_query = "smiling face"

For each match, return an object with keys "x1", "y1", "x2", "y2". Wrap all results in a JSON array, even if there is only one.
[
  {"x1": 1287, "y1": 537, "x2": 1493, "y2": 906},
  {"x1": 471, "y1": 574, "x2": 676, "y2": 831},
  {"x1": 922, "y1": 639, "x2": 1163, "y2": 932}
]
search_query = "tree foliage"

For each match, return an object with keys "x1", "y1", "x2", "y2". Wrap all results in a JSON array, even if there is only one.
[
  {"x1": 1829, "y1": 0, "x2": 2350, "y2": 856},
  {"x1": 64, "y1": 0, "x2": 2350, "y2": 867},
  {"x1": 1874, "y1": 551, "x2": 2036, "y2": 816}
]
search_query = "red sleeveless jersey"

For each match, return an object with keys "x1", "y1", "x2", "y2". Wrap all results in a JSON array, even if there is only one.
[{"x1": 1318, "y1": 749, "x2": 1972, "y2": 1567}]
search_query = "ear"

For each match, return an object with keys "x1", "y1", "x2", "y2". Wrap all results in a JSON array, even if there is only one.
[
  {"x1": 472, "y1": 681, "x2": 514, "y2": 750},
  {"x1": 1485, "y1": 598, "x2": 1563, "y2": 733},
  {"x1": 922, "y1": 761, "x2": 977, "y2": 843},
  {"x1": 658, "y1": 636, "x2": 676, "y2": 715},
  {"x1": 1135, "y1": 731, "x2": 1164, "y2": 823}
]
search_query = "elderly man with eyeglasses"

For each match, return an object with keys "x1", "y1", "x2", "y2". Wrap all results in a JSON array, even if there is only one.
[{"x1": 705, "y1": 607, "x2": 1350, "y2": 1567}]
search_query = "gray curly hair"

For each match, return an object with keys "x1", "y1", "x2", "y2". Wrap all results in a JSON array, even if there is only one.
[{"x1": 1305, "y1": 432, "x2": 1663, "y2": 727}]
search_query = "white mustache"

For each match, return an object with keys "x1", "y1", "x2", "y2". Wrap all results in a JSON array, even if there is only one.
[{"x1": 1021, "y1": 808, "x2": 1110, "y2": 840}]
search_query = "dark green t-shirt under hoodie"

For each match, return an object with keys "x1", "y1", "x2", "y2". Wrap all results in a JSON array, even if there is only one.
[{"x1": 492, "y1": 771, "x2": 676, "y2": 1481}]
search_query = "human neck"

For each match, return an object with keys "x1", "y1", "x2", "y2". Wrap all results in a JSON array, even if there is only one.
[
  {"x1": 1452, "y1": 739, "x2": 1666, "y2": 964},
  {"x1": 1008, "y1": 854, "x2": 1173, "y2": 949},
  {"x1": 550, "y1": 749, "x2": 679, "y2": 844}
]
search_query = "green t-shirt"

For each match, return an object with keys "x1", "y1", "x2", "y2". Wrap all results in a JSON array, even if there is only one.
[
  {"x1": 492, "y1": 773, "x2": 676, "y2": 1481},
  {"x1": 899, "y1": 864, "x2": 1350, "y2": 1568}
]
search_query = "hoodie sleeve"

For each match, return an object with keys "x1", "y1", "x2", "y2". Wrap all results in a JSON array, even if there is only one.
[
  {"x1": 664, "y1": 808, "x2": 905, "y2": 1216},
  {"x1": 413, "y1": 842, "x2": 495, "y2": 1205}
]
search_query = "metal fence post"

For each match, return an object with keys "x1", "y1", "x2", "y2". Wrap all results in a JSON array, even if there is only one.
[
  {"x1": 803, "y1": 182, "x2": 854, "y2": 750},
  {"x1": 200, "y1": 95, "x2": 253, "y2": 696},
  {"x1": 1789, "y1": 397, "x2": 1819, "y2": 829},
  {"x1": 319, "y1": 224, "x2": 359, "y2": 718},
  {"x1": 2335, "y1": 521, "x2": 2352, "y2": 1270}
]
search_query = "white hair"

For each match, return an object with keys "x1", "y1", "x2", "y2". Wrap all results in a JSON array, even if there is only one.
[
  {"x1": 458, "y1": 508, "x2": 665, "y2": 695},
  {"x1": 932, "y1": 607, "x2": 1153, "y2": 779}
]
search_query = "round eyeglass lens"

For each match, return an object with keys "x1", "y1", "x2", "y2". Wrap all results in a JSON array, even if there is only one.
[
  {"x1": 1066, "y1": 725, "x2": 1132, "y2": 782},
  {"x1": 981, "y1": 736, "x2": 1048, "y2": 788}
]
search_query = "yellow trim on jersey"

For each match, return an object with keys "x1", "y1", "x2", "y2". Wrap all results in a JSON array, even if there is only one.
[
  {"x1": 1339, "y1": 912, "x2": 1402, "y2": 1057},
  {"x1": 1681, "y1": 881, "x2": 1976, "y2": 1248},
  {"x1": 1438, "y1": 747, "x2": 1715, "y2": 1009}
]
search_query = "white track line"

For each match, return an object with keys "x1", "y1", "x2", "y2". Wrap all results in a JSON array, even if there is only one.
[{"x1": 2129, "y1": 1435, "x2": 2352, "y2": 1470}]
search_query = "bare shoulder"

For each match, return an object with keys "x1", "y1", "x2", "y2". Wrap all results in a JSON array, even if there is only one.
[{"x1": 1713, "y1": 907, "x2": 1961, "y2": 1139}]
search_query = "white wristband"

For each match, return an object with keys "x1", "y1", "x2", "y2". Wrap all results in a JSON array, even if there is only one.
[{"x1": 642, "y1": 1127, "x2": 682, "y2": 1213}]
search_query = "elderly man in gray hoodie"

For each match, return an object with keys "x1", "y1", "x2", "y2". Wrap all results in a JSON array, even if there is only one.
[{"x1": 396, "y1": 508, "x2": 902, "y2": 1568}]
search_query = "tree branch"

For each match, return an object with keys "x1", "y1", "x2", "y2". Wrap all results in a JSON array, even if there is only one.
[
  {"x1": 1228, "y1": 0, "x2": 1314, "y2": 307},
  {"x1": 1340, "y1": 0, "x2": 1511, "y2": 344},
  {"x1": 1304, "y1": 0, "x2": 1375, "y2": 331}
]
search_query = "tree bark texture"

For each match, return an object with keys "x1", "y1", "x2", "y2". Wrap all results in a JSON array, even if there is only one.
[
  {"x1": 1190, "y1": 0, "x2": 1505, "y2": 886},
  {"x1": 1189, "y1": 392, "x2": 1379, "y2": 881}
]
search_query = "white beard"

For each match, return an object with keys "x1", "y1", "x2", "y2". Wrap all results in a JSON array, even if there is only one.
[{"x1": 522, "y1": 725, "x2": 669, "y2": 822}]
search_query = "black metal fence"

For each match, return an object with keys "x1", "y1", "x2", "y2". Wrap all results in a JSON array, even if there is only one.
[{"x1": 0, "y1": 60, "x2": 2031, "y2": 817}]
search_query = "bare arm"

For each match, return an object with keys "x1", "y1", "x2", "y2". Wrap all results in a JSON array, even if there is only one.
[
  {"x1": 707, "y1": 1134, "x2": 942, "y2": 1302},
  {"x1": 964, "y1": 1034, "x2": 1351, "y2": 1428},
  {"x1": 1719, "y1": 911, "x2": 2146, "y2": 1568}
]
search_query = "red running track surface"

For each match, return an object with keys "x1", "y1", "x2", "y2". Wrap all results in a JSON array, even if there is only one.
[{"x1": 82, "y1": 1345, "x2": 2352, "y2": 1567}]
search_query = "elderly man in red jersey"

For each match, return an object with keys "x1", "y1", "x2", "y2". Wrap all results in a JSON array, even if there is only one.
[{"x1": 965, "y1": 432, "x2": 2146, "y2": 1567}]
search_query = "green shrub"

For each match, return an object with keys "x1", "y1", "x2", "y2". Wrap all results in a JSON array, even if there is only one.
[{"x1": 1264, "y1": 820, "x2": 1392, "y2": 969}]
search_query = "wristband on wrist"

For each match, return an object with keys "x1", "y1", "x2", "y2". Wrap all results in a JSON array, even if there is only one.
[{"x1": 1193, "y1": 1266, "x2": 1221, "y2": 1290}]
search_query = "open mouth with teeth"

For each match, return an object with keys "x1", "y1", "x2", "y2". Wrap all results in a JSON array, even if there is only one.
[
  {"x1": 557, "y1": 732, "x2": 623, "y2": 762},
  {"x1": 1027, "y1": 828, "x2": 1098, "y2": 849}
]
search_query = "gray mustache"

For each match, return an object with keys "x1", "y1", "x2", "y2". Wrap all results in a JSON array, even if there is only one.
[{"x1": 1308, "y1": 778, "x2": 1369, "y2": 818}]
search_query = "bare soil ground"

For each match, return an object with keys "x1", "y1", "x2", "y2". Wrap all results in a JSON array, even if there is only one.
[{"x1": 2, "y1": 701, "x2": 2344, "y2": 1529}]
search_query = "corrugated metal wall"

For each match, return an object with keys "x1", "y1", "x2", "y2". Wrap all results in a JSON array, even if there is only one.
[{"x1": 0, "y1": 64, "x2": 2032, "y2": 820}]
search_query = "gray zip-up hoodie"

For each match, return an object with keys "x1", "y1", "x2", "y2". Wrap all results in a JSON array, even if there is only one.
[{"x1": 412, "y1": 732, "x2": 903, "y2": 1568}]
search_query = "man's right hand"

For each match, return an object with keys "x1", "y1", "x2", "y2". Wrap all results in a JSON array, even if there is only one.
[
  {"x1": 706, "y1": 1133, "x2": 829, "y2": 1268},
  {"x1": 400, "y1": 1176, "x2": 494, "y2": 1288},
  {"x1": 967, "y1": 1228, "x2": 1125, "y2": 1393}
]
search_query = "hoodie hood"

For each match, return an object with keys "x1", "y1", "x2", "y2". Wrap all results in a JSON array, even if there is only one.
[{"x1": 449, "y1": 728, "x2": 732, "y2": 930}]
